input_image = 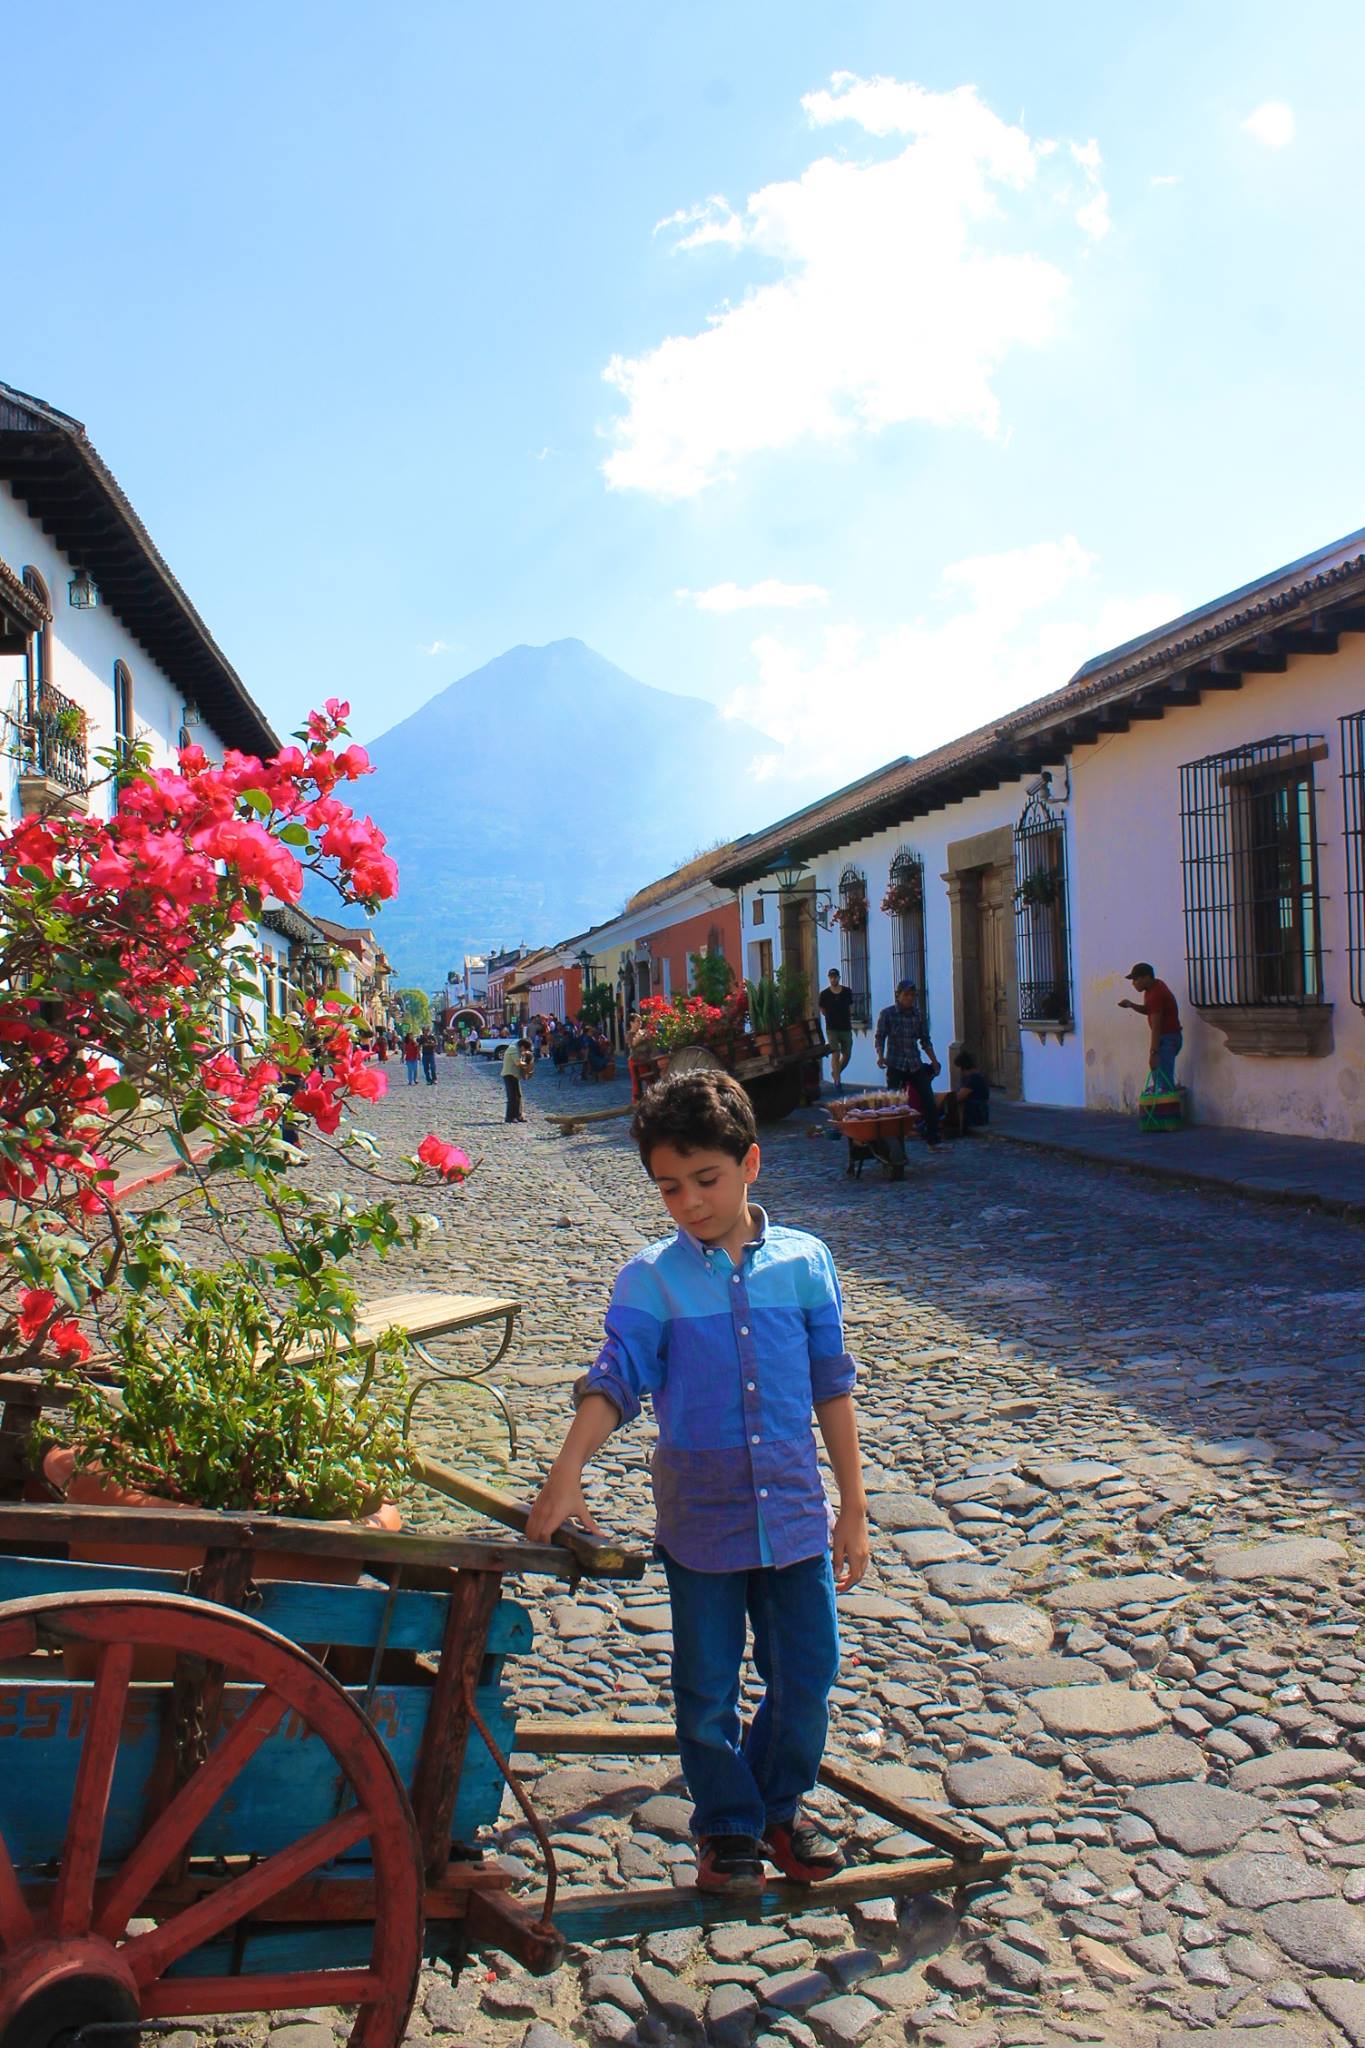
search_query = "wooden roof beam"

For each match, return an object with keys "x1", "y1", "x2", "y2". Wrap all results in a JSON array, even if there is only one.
[
  {"x1": 1195, "y1": 657, "x2": 1243, "y2": 690},
  {"x1": 1330, "y1": 606, "x2": 1365, "y2": 633},
  {"x1": 1234, "y1": 634, "x2": 1288, "y2": 674},
  {"x1": 1280, "y1": 613, "x2": 1340, "y2": 656}
]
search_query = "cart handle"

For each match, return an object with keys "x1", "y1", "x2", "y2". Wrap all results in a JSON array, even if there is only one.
[{"x1": 410, "y1": 1452, "x2": 646, "y2": 1580}]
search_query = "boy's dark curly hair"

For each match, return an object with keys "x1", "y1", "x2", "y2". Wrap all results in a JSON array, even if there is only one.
[{"x1": 631, "y1": 1067, "x2": 757, "y2": 1173}]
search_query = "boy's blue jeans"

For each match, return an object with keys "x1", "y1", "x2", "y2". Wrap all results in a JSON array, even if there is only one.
[{"x1": 659, "y1": 1545, "x2": 839, "y2": 1841}]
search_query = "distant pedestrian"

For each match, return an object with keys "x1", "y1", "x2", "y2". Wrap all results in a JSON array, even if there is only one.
[
  {"x1": 874, "y1": 980, "x2": 941, "y2": 1146},
  {"x1": 402, "y1": 1031, "x2": 420, "y2": 1086},
  {"x1": 420, "y1": 1028, "x2": 438, "y2": 1085},
  {"x1": 818, "y1": 968, "x2": 855, "y2": 1090},
  {"x1": 502, "y1": 1036, "x2": 532, "y2": 1122},
  {"x1": 1119, "y1": 963, "x2": 1183, "y2": 1081}
]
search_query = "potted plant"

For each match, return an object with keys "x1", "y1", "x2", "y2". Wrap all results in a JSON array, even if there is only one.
[
  {"x1": 776, "y1": 963, "x2": 812, "y2": 1051},
  {"x1": 744, "y1": 977, "x2": 782, "y2": 1057},
  {"x1": 0, "y1": 699, "x2": 477, "y2": 1559},
  {"x1": 1015, "y1": 866, "x2": 1061, "y2": 908},
  {"x1": 881, "y1": 871, "x2": 922, "y2": 918},
  {"x1": 832, "y1": 893, "x2": 869, "y2": 932}
]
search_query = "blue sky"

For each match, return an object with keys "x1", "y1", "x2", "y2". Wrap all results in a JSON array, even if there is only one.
[{"x1": 15, "y1": 1, "x2": 1365, "y2": 798}]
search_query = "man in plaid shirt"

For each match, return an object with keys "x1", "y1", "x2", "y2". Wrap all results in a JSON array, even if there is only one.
[{"x1": 874, "y1": 978, "x2": 942, "y2": 1145}]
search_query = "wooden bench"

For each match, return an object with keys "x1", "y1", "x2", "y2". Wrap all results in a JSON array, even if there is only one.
[{"x1": 546, "y1": 1102, "x2": 635, "y2": 1138}]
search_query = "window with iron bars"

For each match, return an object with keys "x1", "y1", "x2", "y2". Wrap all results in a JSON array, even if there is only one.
[
  {"x1": 837, "y1": 866, "x2": 871, "y2": 1027},
  {"x1": 1013, "y1": 796, "x2": 1072, "y2": 1026},
  {"x1": 885, "y1": 847, "x2": 929, "y2": 1032},
  {"x1": 1343, "y1": 711, "x2": 1365, "y2": 1011},
  {"x1": 1179, "y1": 733, "x2": 1326, "y2": 1008}
]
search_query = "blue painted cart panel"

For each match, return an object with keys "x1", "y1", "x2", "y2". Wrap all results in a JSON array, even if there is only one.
[
  {"x1": 0, "y1": 1676, "x2": 517, "y2": 1864},
  {"x1": 0, "y1": 1554, "x2": 532, "y2": 1659}
]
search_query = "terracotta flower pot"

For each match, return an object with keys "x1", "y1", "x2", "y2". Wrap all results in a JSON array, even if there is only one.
[{"x1": 42, "y1": 1447, "x2": 402, "y2": 1675}]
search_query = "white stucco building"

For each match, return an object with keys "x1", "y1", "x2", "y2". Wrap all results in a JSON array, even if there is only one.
[{"x1": 713, "y1": 526, "x2": 1365, "y2": 1146}]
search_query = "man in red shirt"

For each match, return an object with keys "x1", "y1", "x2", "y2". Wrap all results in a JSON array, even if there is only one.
[{"x1": 1119, "y1": 963, "x2": 1182, "y2": 1080}]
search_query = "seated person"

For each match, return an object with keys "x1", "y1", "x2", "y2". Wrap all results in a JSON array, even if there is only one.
[
  {"x1": 939, "y1": 1050, "x2": 991, "y2": 1135},
  {"x1": 585, "y1": 1030, "x2": 610, "y2": 1077}
]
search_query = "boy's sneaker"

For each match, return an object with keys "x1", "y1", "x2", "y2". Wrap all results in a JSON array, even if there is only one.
[
  {"x1": 764, "y1": 1813, "x2": 845, "y2": 1883},
  {"x1": 695, "y1": 1834, "x2": 766, "y2": 1895}
]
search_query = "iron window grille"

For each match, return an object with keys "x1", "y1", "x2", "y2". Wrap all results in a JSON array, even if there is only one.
[
  {"x1": 1343, "y1": 711, "x2": 1365, "y2": 1011},
  {"x1": 837, "y1": 865, "x2": 872, "y2": 1027},
  {"x1": 1179, "y1": 733, "x2": 1327, "y2": 1008},
  {"x1": 886, "y1": 846, "x2": 929, "y2": 1032},
  {"x1": 1013, "y1": 794, "x2": 1073, "y2": 1026}
]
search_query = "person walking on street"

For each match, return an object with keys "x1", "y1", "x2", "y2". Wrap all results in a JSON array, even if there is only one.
[
  {"x1": 817, "y1": 968, "x2": 855, "y2": 1091},
  {"x1": 502, "y1": 1036, "x2": 532, "y2": 1122},
  {"x1": 420, "y1": 1028, "x2": 438, "y2": 1086},
  {"x1": 1119, "y1": 963, "x2": 1183, "y2": 1081},
  {"x1": 402, "y1": 1031, "x2": 420, "y2": 1086},
  {"x1": 873, "y1": 980, "x2": 941, "y2": 1146}
]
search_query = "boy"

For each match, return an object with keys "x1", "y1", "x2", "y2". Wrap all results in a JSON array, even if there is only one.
[{"x1": 527, "y1": 1069, "x2": 870, "y2": 1896}]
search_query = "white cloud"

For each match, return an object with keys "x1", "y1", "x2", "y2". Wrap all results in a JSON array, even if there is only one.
[
  {"x1": 602, "y1": 73, "x2": 1109, "y2": 498},
  {"x1": 1242, "y1": 101, "x2": 1295, "y2": 149},
  {"x1": 1150, "y1": 173, "x2": 1181, "y2": 188},
  {"x1": 421, "y1": 639, "x2": 452, "y2": 657},
  {"x1": 1069, "y1": 139, "x2": 1111, "y2": 240},
  {"x1": 678, "y1": 579, "x2": 829, "y2": 613},
  {"x1": 722, "y1": 537, "x2": 1181, "y2": 785}
]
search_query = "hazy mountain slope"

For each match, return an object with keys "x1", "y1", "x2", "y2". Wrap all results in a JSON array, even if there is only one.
[{"x1": 329, "y1": 640, "x2": 787, "y2": 989}]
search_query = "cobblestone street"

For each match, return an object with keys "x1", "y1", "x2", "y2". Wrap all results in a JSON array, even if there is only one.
[{"x1": 295, "y1": 1052, "x2": 1365, "y2": 2048}]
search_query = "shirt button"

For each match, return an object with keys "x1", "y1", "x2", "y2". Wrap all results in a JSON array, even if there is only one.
[
  {"x1": 732, "y1": 1275, "x2": 740, "y2": 1285},
  {"x1": 751, "y1": 1433, "x2": 760, "y2": 1444},
  {"x1": 746, "y1": 1381, "x2": 755, "y2": 1391},
  {"x1": 759, "y1": 1487, "x2": 769, "y2": 1498},
  {"x1": 740, "y1": 1325, "x2": 749, "y2": 1336}
]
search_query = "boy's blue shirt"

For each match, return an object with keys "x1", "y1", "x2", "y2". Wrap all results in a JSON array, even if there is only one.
[{"x1": 575, "y1": 1204, "x2": 856, "y2": 1573}]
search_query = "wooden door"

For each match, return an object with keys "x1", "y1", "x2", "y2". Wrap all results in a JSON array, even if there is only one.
[{"x1": 975, "y1": 869, "x2": 1010, "y2": 1084}]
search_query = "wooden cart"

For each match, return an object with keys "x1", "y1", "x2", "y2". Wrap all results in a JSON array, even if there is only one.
[{"x1": 0, "y1": 1375, "x2": 1008, "y2": 2048}]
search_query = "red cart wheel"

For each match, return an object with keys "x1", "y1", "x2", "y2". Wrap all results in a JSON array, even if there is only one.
[{"x1": 0, "y1": 1592, "x2": 423, "y2": 2048}]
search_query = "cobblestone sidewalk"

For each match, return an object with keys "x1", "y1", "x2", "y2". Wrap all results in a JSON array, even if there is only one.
[{"x1": 244, "y1": 1053, "x2": 1365, "y2": 2048}]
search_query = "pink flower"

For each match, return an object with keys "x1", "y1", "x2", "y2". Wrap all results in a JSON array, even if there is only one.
[
  {"x1": 417, "y1": 1134, "x2": 472, "y2": 1181},
  {"x1": 49, "y1": 1320, "x2": 91, "y2": 1361},
  {"x1": 292, "y1": 1072, "x2": 344, "y2": 1135},
  {"x1": 17, "y1": 1289, "x2": 55, "y2": 1342}
]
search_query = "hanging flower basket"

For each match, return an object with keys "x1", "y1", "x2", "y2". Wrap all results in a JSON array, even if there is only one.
[
  {"x1": 832, "y1": 895, "x2": 869, "y2": 932},
  {"x1": 881, "y1": 876, "x2": 922, "y2": 917}
]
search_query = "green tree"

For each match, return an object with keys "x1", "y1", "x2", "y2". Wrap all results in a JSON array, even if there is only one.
[
  {"x1": 397, "y1": 987, "x2": 431, "y2": 1028},
  {"x1": 690, "y1": 949, "x2": 735, "y2": 1006},
  {"x1": 579, "y1": 982, "x2": 617, "y2": 1029}
]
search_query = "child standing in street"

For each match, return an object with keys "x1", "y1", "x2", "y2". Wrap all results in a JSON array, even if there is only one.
[{"x1": 527, "y1": 1069, "x2": 869, "y2": 1895}]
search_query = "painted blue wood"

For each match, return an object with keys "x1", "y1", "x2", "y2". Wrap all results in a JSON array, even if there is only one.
[
  {"x1": 166, "y1": 1916, "x2": 468, "y2": 1979},
  {"x1": 0, "y1": 1555, "x2": 532, "y2": 1658},
  {"x1": 0, "y1": 1678, "x2": 516, "y2": 1867}
]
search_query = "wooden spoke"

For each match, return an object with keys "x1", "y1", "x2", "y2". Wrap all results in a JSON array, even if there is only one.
[
  {"x1": 122, "y1": 1807, "x2": 372, "y2": 1985},
  {"x1": 94, "y1": 1687, "x2": 288, "y2": 1941},
  {"x1": 0, "y1": 1828, "x2": 35, "y2": 1952},
  {"x1": 51, "y1": 1639, "x2": 134, "y2": 1937},
  {"x1": 0, "y1": 1591, "x2": 424, "y2": 2048}
]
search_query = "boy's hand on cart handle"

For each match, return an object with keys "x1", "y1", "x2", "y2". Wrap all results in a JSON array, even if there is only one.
[
  {"x1": 831, "y1": 1505, "x2": 870, "y2": 1592},
  {"x1": 527, "y1": 1463, "x2": 603, "y2": 1543}
]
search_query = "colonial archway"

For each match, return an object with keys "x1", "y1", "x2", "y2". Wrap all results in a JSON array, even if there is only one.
[{"x1": 449, "y1": 1005, "x2": 487, "y2": 1032}]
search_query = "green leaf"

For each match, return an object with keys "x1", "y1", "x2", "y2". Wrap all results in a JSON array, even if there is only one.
[
  {"x1": 279, "y1": 823, "x2": 311, "y2": 846},
  {"x1": 105, "y1": 1080, "x2": 140, "y2": 1112},
  {"x1": 240, "y1": 788, "x2": 272, "y2": 815}
]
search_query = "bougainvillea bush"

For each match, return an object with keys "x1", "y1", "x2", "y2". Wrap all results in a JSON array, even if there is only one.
[{"x1": 0, "y1": 702, "x2": 472, "y2": 1513}]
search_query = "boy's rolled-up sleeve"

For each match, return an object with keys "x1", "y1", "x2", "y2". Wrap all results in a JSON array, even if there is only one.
[
  {"x1": 804, "y1": 1239, "x2": 857, "y2": 1406},
  {"x1": 572, "y1": 1264, "x2": 665, "y2": 1426}
]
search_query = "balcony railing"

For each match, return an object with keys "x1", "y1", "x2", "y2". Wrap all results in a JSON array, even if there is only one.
[{"x1": 22, "y1": 684, "x2": 89, "y2": 794}]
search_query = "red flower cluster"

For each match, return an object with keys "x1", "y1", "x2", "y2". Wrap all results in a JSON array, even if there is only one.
[{"x1": 0, "y1": 703, "x2": 469, "y2": 1365}]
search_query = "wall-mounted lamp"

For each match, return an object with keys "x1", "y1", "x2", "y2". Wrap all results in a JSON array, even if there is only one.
[
  {"x1": 67, "y1": 568, "x2": 100, "y2": 610},
  {"x1": 755, "y1": 846, "x2": 835, "y2": 926}
]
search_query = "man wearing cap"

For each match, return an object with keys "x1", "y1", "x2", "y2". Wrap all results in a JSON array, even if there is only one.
[
  {"x1": 874, "y1": 980, "x2": 942, "y2": 1146},
  {"x1": 1119, "y1": 964, "x2": 1182, "y2": 1080}
]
